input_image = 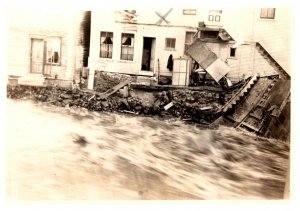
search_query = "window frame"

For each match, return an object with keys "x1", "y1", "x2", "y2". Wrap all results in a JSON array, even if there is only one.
[
  {"x1": 183, "y1": 9, "x2": 197, "y2": 15},
  {"x1": 200, "y1": 30, "x2": 219, "y2": 39},
  {"x1": 208, "y1": 15, "x2": 214, "y2": 21},
  {"x1": 230, "y1": 47, "x2": 236, "y2": 57},
  {"x1": 165, "y1": 38, "x2": 176, "y2": 50},
  {"x1": 184, "y1": 31, "x2": 196, "y2": 54},
  {"x1": 260, "y1": 8, "x2": 276, "y2": 19},
  {"x1": 100, "y1": 31, "x2": 114, "y2": 59},
  {"x1": 120, "y1": 33, "x2": 135, "y2": 61},
  {"x1": 208, "y1": 15, "x2": 221, "y2": 22},
  {"x1": 45, "y1": 37, "x2": 62, "y2": 66}
]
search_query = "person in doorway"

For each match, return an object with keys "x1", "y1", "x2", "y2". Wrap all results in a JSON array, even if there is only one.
[{"x1": 167, "y1": 54, "x2": 173, "y2": 71}]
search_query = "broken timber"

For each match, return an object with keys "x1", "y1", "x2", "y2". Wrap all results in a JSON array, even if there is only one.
[
  {"x1": 164, "y1": 101, "x2": 174, "y2": 110},
  {"x1": 271, "y1": 92, "x2": 290, "y2": 118},
  {"x1": 83, "y1": 79, "x2": 130, "y2": 99}
]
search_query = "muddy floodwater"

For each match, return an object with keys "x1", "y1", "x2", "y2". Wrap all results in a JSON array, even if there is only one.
[{"x1": 5, "y1": 99, "x2": 289, "y2": 200}]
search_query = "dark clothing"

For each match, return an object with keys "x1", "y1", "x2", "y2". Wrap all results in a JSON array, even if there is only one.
[
  {"x1": 167, "y1": 54, "x2": 173, "y2": 71},
  {"x1": 192, "y1": 61, "x2": 199, "y2": 70}
]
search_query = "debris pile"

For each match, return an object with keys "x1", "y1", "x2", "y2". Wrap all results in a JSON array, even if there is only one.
[{"x1": 7, "y1": 84, "x2": 225, "y2": 124}]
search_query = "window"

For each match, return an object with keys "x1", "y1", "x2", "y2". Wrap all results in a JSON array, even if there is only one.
[
  {"x1": 165, "y1": 38, "x2": 176, "y2": 49},
  {"x1": 183, "y1": 9, "x2": 197, "y2": 15},
  {"x1": 208, "y1": 15, "x2": 214, "y2": 21},
  {"x1": 46, "y1": 37, "x2": 61, "y2": 65},
  {"x1": 260, "y1": 8, "x2": 275, "y2": 19},
  {"x1": 100, "y1": 31, "x2": 113, "y2": 58},
  {"x1": 200, "y1": 30, "x2": 219, "y2": 39},
  {"x1": 120, "y1": 33, "x2": 134, "y2": 61},
  {"x1": 185, "y1": 32, "x2": 196, "y2": 53},
  {"x1": 208, "y1": 14, "x2": 221, "y2": 22},
  {"x1": 208, "y1": 10, "x2": 222, "y2": 21},
  {"x1": 230, "y1": 47, "x2": 236, "y2": 57}
]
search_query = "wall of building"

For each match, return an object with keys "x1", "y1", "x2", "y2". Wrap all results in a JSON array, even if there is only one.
[
  {"x1": 116, "y1": 8, "x2": 205, "y2": 27},
  {"x1": 252, "y1": 8, "x2": 292, "y2": 75},
  {"x1": 228, "y1": 43, "x2": 278, "y2": 80},
  {"x1": 88, "y1": 9, "x2": 199, "y2": 88},
  {"x1": 203, "y1": 41, "x2": 279, "y2": 82},
  {"x1": 88, "y1": 7, "x2": 291, "y2": 88},
  {"x1": 222, "y1": 7, "x2": 292, "y2": 75},
  {"x1": 5, "y1": 9, "x2": 85, "y2": 80},
  {"x1": 6, "y1": 28, "x2": 71, "y2": 79}
]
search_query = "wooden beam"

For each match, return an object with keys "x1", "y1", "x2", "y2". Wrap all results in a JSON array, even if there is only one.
[{"x1": 99, "y1": 79, "x2": 131, "y2": 99}]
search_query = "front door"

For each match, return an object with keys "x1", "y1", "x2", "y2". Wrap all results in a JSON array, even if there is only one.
[
  {"x1": 141, "y1": 37, "x2": 156, "y2": 71},
  {"x1": 30, "y1": 38, "x2": 44, "y2": 74}
]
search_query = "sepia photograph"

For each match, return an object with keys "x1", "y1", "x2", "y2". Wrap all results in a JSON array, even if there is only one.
[{"x1": 2, "y1": 0, "x2": 295, "y2": 206}]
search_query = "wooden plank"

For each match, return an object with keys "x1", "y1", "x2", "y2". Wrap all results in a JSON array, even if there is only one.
[
  {"x1": 99, "y1": 79, "x2": 130, "y2": 99},
  {"x1": 164, "y1": 102, "x2": 174, "y2": 110},
  {"x1": 249, "y1": 112, "x2": 263, "y2": 120},
  {"x1": 240, "y1": 122, "x2": 260, "y2": 132},
  {"x1": 186, "y1": 39, "x2": 217, "y2": 69},
  {"x1": 200, "y1": 106, "x2": 213, "y2": 111},
  {"x1": 131, "y1": 83, "x2": 224, "y2": 92},
  {"x1": 271, "y1": 92, "x2": 290, "y2": 117}
]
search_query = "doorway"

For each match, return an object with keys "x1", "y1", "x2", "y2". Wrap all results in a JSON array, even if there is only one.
[
  {"x1": 30, "y1": 38, "x2": 44, "y2": 74},
  {"x1": 141, "y1": 37, "x2": 156, "y2": 71}
]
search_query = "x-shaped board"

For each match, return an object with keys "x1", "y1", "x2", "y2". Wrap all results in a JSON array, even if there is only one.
[{"x1": 155, "y1": 8, "x2": 173, "y2": 25}]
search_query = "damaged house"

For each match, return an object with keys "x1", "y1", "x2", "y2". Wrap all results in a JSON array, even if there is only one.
[
  {"x1": 88, "y1": 8, "x2": 204, "y2": 88},
  {"x1": 87, "y1": 8, "x2": 290, "y2": 89},
  {"x1": 6, "y1": 10, "x2": 91, "y2": 88},
  {"x1": 186, "y1": 21, "x2": 290, "y2": 87}
]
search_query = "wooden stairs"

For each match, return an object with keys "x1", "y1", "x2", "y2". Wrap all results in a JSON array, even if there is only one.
[{"x1": 220, "y1": 74, "x2": 259, "y2": 113}]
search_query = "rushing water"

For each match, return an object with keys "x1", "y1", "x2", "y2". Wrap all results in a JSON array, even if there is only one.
[{"x1": 5, "y1": 99, "x2": 289, "y2": 201}]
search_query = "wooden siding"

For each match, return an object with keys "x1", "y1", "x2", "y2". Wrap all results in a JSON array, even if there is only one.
[
  {"x1": 6, "y1": 10, "x2": 88, "y2": 81},
  {"x1": 199, "y1": 42, "x2": 279, "y2": 82}
]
